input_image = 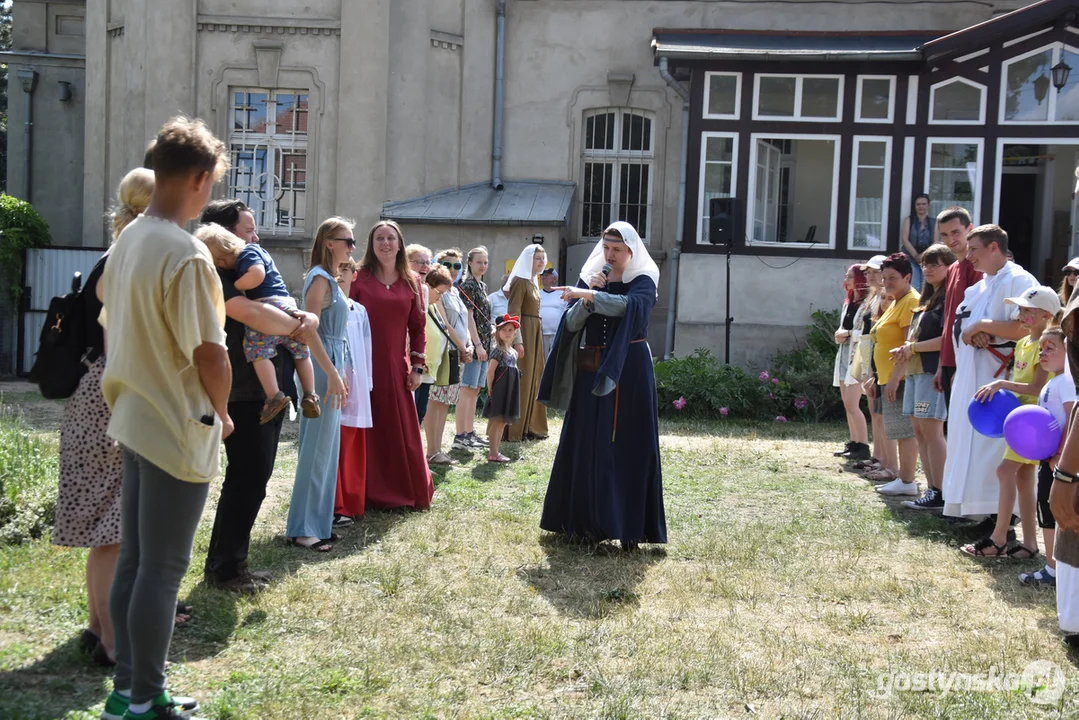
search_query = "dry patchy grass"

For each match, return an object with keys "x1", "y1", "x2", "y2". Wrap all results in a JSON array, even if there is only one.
[{"x1": 0, "y1": 392, "x2": 1078, "y2": 718}]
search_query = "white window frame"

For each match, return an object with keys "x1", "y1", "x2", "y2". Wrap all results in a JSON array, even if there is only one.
[
  {"x1": 848, "y1": 136, "x2": 892, "y2": 251},
  {"x1": 696, "y1": 131, "x2": 740, "y2": 244},
  {"x1": 854, "y1": 75, "x2": 896, "y2": 124},
  {"x1": 745, "y1": 133, "x2": 841, "y2": 249},
  {"x1": 999, "y1": 42, "x2": 1079, "y2": 125},
  {"x1": 925, "y1": 137, "x2": 984, "y2": 225},
  {"x1": 752, "y1": 74, "x2": 845, "y2": 122},
  {"x1": 227, "y1": 87, "x2": 310, "y2": 238},
  {"x1": 579, "y1": 108, "x2": 656, "y2": 243},
  {"x1": 928, "y1": 77, "x2": 987, "y2": 125},
  {"x1": 702, "y1": 72, "x2": 742, "y2": 120}
]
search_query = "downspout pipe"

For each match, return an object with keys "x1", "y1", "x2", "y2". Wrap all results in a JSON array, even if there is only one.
[
  {"x1": 658, "y1": 56, "x2": 689, "y2": 360},
  {"x1": 16, "y1": 69, "x2": 38, "y2": 203},
  {"x1": 492, "y1": 0, "x2": 506, "y2": 191}
]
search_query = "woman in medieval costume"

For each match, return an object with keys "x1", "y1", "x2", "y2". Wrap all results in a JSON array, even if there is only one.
[
  {"x1": 537, "y1": 221, "x2": 667, "y2": 550},
  {"x1": 504, "y1": 244, "x2": 550, "y2": 441}
]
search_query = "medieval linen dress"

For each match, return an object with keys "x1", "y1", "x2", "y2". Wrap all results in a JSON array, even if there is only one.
[
  {"x1": 941, "y1": 260, "x2": 1037, "y2": 517},
  {"x1": 505, "y1": 247, "x2": 549, "y2": 441},
  {"x1": 351, "y1": 270, "x2": 434, "y2": 510},
  {"x1": 537, "y1": 222, "x2": 667, "y2": 544}
]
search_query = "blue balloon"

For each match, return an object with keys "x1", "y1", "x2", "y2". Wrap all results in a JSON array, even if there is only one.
[
  {"x1": 1004, "y1": 405, "x2": 1062, "y2": 461},
  {"x1": 967, "y1": 390, "x2": 1021, "y2": 438}
]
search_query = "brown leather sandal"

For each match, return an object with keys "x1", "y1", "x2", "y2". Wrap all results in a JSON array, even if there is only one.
[
  {"x1": 301, "y1": 392, "x2": 321, "y2": 419},
  {"x1": 259, "y1": 392, "x2": 291, "y2": 424}
]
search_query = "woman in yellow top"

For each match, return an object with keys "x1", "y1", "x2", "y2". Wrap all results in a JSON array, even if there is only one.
[
  {"x1": 964, "y1": 286, "x2": 1061, "y2": 558},
  {"x1": 865, "y1": 253, "x2": 920, "y2": 495}
]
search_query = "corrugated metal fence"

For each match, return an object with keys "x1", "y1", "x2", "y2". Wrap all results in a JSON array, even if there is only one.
[{"x1": 20, "y1": 247, "x2": 103, "y2": 374}]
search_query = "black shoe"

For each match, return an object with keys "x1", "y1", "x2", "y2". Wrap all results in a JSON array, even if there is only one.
[
  {"x1": 901, "y1": 487, "x2": 944, "y2": 511},
  {"x1": 834, "y1": 441, "x2": 856, "y2": 457},
  {"x1": 205, "y1": 566, "x2": 270, "y2": 594},
  {"x1": 845, "y1": 442, "x2": 871, "y2": 461}
]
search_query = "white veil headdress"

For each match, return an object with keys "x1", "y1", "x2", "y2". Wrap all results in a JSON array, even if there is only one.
[
  {"x1": 503, "y1": 243, "x2": 545, "y2": 292},
  {"x1": 578, "y1": 221, "x2": 659, "y2": 289}
]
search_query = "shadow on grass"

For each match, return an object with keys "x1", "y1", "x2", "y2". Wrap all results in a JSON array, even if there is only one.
[
  {"x1": 172, "y1": 509, "x2": 414, "y2": 661},
  {"x1": 518, "y1": 533, "x2": 665, "y2": 619},
  {"x1": 0, "y1": 635, "x2": 110, "y2": 719}
]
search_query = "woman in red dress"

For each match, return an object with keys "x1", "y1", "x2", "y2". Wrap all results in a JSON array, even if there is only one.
[{"x1": 350, "y1": 220, "x2": 434, "y2": 509}]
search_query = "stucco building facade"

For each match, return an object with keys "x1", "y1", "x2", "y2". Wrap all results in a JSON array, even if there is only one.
[{"x1": 7, "y1": 0, "x2": 1053, "y2": 372}]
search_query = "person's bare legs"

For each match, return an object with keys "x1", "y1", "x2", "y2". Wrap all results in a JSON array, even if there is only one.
[
  {"x1": 87, "y1": 544, "x2": 119, "y2": 657},
  {"x1": 897, "y1": 437, "x2": 918, "y2": 484},
  {"x1": 990, "y1": 460, "x2": 1022, "y2": 547},
  {"x1": 870, "y1": 410, "x2": 886, "y2": 461},
  {"x1": 487, "y1": 419, "x2": 507, "y2": 460},
  {"x1": 424, "y1": 401, "x2": 450, "y2": 458},
  {"x1": 253, "y1": 357, "x2": 282, "y2": 398},
  {"x1": 1016, "y1": 464, "x2": 1039, "y2": 552},
  {"x1": 294, "y1": 357, "x2": 316, "y2": 397},
  {"x1": 1045, "y1": 528, "x2": 1057, "y2": 569},
  {"x1": 922, "y1": 418, "x2": 947, "y2": 491},
  {"x1": 457, "y1": 387, "x2": 479, "y2": 436},
  {"x1": 842, "y1": 382, "x2": 868, "y2": 445}
]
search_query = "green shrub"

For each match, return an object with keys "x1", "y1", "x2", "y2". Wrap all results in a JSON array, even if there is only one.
[
  {"x1": 0, "y1": 406, "x2": 58, "y2": 545},
  {"x1": 0, "y1": 194, "x2": 51, "y2": 304},
  {"x1": 655, "y1": 308, "x2": 845, "y2": 422}
]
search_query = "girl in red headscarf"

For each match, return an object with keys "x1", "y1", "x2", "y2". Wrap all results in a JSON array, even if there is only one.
[{"x1": 483, "y1": 315, "x2": 523, "y2": 463}]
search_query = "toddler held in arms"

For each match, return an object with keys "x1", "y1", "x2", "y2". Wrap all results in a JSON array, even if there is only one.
[{"x1": 196, "y1": 223, "x2": 319, "y2": 423}]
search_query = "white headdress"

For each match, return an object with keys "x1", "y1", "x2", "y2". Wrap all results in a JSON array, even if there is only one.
[
  {"x1": 578, "y1": 221, "x2": 660, "y2": 290},
  {"x1": 503, "y1": 243, "x2": 546, "y2": 292}
]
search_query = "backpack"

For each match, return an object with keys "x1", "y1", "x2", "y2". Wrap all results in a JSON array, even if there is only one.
[{"x1": 28, "y1": 269, "x2": 94, "y2": 399}]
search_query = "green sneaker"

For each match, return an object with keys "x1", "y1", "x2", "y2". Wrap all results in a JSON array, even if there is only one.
[{"x1": 101, "y1": 691, "x2": 199, "y2": 720}]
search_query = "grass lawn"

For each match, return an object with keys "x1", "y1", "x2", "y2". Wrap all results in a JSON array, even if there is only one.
[{"x1": 2, "y1": 388, "x2": 1079, "y2": 718}]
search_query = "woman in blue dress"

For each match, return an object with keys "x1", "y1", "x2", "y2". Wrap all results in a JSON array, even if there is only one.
[
  {"x1": 286, "y1": 217, "x2": 353, "y2": 551},
  {"x1": 538, "y1": 221, "x2": 667, "y2": 550}
]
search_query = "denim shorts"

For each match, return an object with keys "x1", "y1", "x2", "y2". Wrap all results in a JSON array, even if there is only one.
[
  {"x1": 901, "y1": 373, "x2": 947, "y2": 422},
  {"x1": 460, "y1": 358, "x2": 489, "y2": 389}
]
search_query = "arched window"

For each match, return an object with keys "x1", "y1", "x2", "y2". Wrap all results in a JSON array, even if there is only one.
[
  {"x1": 580, "y1": 109, "x2": 654, "y2": 241},
  {"x1": 929, "y1": 78, "x2": 986, "y2": 124}
]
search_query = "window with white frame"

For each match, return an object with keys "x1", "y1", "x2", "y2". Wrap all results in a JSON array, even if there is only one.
[
  {"x1": 704, "y1": 72, "x2": 741, "y2": 119},
  {"x1": 929, "y1": 78, "x2": 986, "y2": 123},
  {"x1": 926, "y1": 139, "x2": 982, "y2": 220},
  {"x1": 228, "y1": 89, "x2": 309, "y2": 236},
  {"x1": 697, "y1": 133, "x2": 738, "y2": 243},
  {"x1": 1002, "y1": 43, "x2": 1079, "y2": 123},
  {"x1": 580, "y1": 109, "x2": 654, "y2": 241},
  {"x1": 753, "y1": 74, "x2": 843, "y2": 121},
  {"x1": 855, "y1": 76, "x2": 895, "y2": 123},
  {"x1": 747, "y1": 134, "x2": 839, "y2": 247},
  {"x1": 849, "y1": 137, "x2": 891, "y2": 250}
]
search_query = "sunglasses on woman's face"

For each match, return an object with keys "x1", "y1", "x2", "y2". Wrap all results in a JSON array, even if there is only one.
[
  {"x1": 442, "y1": 261, "x2": 463, "y2": 270},
  {"x1": 332, "y1": 237, "x2": 356, "y2": 249},
  {"x1": 1066, "y1": 269, "x2": 1078, "y2": 277}
]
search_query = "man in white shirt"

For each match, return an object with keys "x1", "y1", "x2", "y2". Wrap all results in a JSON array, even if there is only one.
[
  {"x1": 539, "y1": 268, "x2": 569, "y2": 358},
  {"x1": 489, "y1": 273, "x2": 511, "y2": 321}
]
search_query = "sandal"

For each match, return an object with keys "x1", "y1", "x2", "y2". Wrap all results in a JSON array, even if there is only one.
[
  {"x1": 260, "y1": 392, "x2": 291, "y2": 424},
  {"x1": 960, "y1": 535, "x2": 1009, "y2": 558},
  {"x1": 852, "y1": 458, "x2": 881, "y2": 470},
  {"x1": 174, "y1": 600, "x2": 192, "y2": 627},
  {"x1": 301, "y1": 392, "x2": 321, "y2": 419},
  {"x1": 487, "y1": 453, "x2": 511, "y2": 463},
  {"x1": 78, "y1": 629, "x2": 100, "y2": 655},
  {"x1": 863, "y1": 468, "x2": 897, "y2": 481},
  {"x1": 1006, "y1": 544, "x2": 1040, "y2": 560},
  {"x1": 287, "y1": 536, "x2": 333, "y2": 552},
  {"x1": 428, "y1": 452, "x2": 456, "y2": 466}
]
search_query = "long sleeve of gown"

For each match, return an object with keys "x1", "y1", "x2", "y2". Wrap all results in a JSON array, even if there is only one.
[
  {"x1": 507, "y1": 279, "x2": 527, "y2": 345},
  {"x1": 589, "y1": 292, "x2": 629, "y2": 317},
  {"x1": 565, "y1": 301, "x2": 590, "y2": 333},
  {"x1": 407, "y1": 289, "x2": 426, "y2": 363}
]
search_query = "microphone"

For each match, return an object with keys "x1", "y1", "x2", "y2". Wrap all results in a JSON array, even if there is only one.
[{"x1": 602, "y1": 263, "x2": 612, "y2": 277}]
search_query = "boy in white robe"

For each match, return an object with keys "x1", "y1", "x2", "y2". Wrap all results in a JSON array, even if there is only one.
[{"x1": 941, "y1": 225, "x2": 1037, "y2": 518}]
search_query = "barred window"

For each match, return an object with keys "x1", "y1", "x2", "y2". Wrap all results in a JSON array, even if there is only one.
[
  {"x1": 580, "y1": 109, "x2": 654, "y2": 242},
  {"x1": 228, "y1": 89, "x2": 309, "y2": 236}
]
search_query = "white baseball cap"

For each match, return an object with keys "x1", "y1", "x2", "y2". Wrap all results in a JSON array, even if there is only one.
[
  {"x1": 860, "y1": 255, "x2": 887, "y2": 271},
  {"x1": 1063, "y1": 257, "x2": 1079, "y2": 272},
  {"x1": 1005, "y1": 285, "x2": 1063, "y2": 316}
]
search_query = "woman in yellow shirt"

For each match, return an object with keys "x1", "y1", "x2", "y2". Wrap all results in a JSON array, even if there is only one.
[{"x1": 865, "y1": 253, "x2": 920, "y2": 496}]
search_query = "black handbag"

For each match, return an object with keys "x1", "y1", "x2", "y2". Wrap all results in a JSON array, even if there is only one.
[{"x1": 428, "y1": 307, "x2": 460, "y2": 386}]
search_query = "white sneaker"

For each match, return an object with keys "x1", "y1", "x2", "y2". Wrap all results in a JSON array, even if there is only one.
[{"x1": 876, "y1": 478, "x2": 919, "y2": 496}]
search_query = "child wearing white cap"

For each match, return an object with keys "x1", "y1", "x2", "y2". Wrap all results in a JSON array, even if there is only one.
[{"x1": 962, "y1": 285, "x2": 1062, "y2": 559}]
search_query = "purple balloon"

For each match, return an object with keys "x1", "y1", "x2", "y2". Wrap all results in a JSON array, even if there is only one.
[{"x1": 1003, "y1": 405, "x2": 1062, "y2": 461}]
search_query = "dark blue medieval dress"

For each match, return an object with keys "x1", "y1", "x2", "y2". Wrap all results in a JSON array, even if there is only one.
[{"x1": 537, "y1": 275, "x2": 667, "y2": 544}]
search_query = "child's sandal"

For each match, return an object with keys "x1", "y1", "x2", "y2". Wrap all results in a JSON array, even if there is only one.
[
  {"x1": 1006, "y1": 544, "x2": 1040, "y2": 560},
  {"x1": 259, "y1": 392, "x2": 291, "y2": 424},
  {"x1": 301, "y1": 392, "x2": 321, "y2": 419}
]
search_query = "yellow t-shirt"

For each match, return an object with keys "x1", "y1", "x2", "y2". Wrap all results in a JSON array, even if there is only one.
[
  {"x1": 1011, "y1": 336, "x2": 1043, "y2": 405},
  {"x1": 100, "y1": 215, "x2": 227, "y2": 483},
  {"x1": 871, "y1": 288, "x2": 920, "y2": 385}
]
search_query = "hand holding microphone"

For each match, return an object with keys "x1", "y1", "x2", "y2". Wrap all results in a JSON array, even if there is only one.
[{"x1": 588, "y1": 263, "x2": 612, "y2": 290}]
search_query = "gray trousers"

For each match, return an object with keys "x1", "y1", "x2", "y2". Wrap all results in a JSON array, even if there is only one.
[{"x1": 110, "y1": 448, "x2": 209, "y2": 703}]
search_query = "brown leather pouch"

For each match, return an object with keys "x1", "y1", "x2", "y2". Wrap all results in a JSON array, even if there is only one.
[{"x1": 576, "y1": 347, "x2": 602, "y2": 372}]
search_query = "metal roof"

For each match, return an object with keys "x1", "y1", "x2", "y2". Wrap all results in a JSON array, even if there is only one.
[
  {"x1": 651, "y1": 29, "x2": 939, "y2": 62},
  {"x1": 923, "y1": 0, "x2": 1079, "y2": 65},
  {"x1": 382, "y1": 181, "x2": 576, "y2": 227}
]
